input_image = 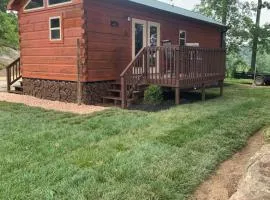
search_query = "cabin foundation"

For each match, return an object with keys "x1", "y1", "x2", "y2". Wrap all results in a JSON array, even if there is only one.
[{"x1": 23, "y1": 78, "x2": 113, "y2": 105}]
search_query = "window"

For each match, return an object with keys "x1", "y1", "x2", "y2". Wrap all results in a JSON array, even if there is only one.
[
  {"x1": 49, "y1": 17, "x2": 61, "y2": 41},
  {"x1": 24, "y1": 0, "x2": 44, "y2": 11},
  {"x1": 48, "y1": 0, "x2": 72, "y2": 6},
  {"x1": 179, "y1": 30, "x2": 186, "y2": 46}
]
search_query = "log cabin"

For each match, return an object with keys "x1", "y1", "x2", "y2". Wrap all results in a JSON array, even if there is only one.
[{"x1": 7, "y1": 0, "x2": 227, "y2": 108}]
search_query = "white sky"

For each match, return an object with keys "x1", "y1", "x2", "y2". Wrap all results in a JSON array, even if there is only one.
[{"x1": 159, "y1": 0, "x2": 270, "y2": 25}]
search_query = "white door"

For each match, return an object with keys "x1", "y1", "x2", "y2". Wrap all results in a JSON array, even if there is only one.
[
  {"x1": 132, "y1": 19, "x2": 161, "y2": 74},
  {"x1": 132, "y1": 19, "x2": 147, "y2": 59},
  {"x1": 147, "y1": 21, "x2": 160, "y2": 73}
]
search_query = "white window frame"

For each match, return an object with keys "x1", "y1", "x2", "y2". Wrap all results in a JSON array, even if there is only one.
[
  {"x1": 49, "y1": 16, "x2": 62, "y2": 41},
  {"x1": 47, "y1": 0, "x2": 72, "y2": 7},
  {"x1": 179, "y1": 30, "x2": 186, "y2": 46},
  {"x1": 24, "y1": 0, "x2": 45, "y2": 12},
  {"x1": 132, "y1": 18, "x2": 147, "y2": 59}
]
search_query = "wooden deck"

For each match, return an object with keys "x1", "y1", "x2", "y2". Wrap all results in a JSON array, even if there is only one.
[{"x1": 120, "y1": 46, "x2": 226, "y2": 108}]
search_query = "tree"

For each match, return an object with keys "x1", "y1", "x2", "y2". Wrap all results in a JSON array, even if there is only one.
[
  {"x1": 195, "y1": 0, "x2": 253, "y2": 54},
  {"x1": 250, "y1": 0, "x2": 270, "y2": 71},
  {"x1": 0, "y1": 0, "x2": 9, "y2": 12},
  {"x1": 0, "y1": 0, "x2": 18, "y2": 49}
]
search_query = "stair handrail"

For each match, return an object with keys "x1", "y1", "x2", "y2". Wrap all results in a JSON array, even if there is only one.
[
  {"x1": 120, "y1": 47, "x2": 146, "y2": 108},
  {"x1": 6, "y1": 57, "x2": 21, "y2": 92}
]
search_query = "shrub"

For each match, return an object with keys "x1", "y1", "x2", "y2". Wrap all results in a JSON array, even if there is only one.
[
  {"x1": 144, "y1": 85, "x2": 163, "y2": 105},
  {"x1": 264, "y1": 127, "x2": 270, "y2": 143}
]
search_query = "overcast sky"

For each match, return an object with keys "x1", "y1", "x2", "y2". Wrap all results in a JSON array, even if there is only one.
[{"x1": 159, "y1": 0, "x2": 270, "y2": 25}]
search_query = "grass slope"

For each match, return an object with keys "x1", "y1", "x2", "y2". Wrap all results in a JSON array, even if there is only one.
[{"x1": 0, "y1": 81, "x2": 270, "y2": 200}]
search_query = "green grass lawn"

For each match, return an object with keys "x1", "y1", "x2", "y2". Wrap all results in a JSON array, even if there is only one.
[{"x1": 0, "y1": 80, "x2": 270, "y2": 200}]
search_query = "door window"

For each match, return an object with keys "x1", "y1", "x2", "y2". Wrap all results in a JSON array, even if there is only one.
[{"x1": 135, "y1": 23, "x2": 144, "y2": 55}]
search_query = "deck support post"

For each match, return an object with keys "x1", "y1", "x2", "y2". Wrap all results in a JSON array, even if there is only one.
[
  {"x1": 6, "y1": 68, "x2": 10, "y2": 92},
  {"x1": 219, "y1": 80, "x2": 224, "y2": 96},
  {"x1": 76, "y1": 39, "x2": 82, "y2": 105},
  {"x1": 201, "y1": 84, "x2": 206, "y2": 102},
  {"x1": 121, "y1": 77, "x2": 127, "y2": 109},
  {"x1": 175, "y1": 87, "x2": 180, "y2": 105}
]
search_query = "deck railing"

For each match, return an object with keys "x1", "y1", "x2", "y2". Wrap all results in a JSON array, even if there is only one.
[
  {"x1": 120, "y1": 48, "x2": 146, "y2": 108},
  {"x1": 120, "y1": 46, "x2": 226, "y2": 108},
  {"x1": 6, "y1": 57, "x2": 21, "y2": 92}
]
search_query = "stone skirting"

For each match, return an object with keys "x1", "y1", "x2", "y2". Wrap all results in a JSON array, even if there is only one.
[
  {"x1": 23, "y1": 78, "x2": 113, "y2": 105},
  {"x1": 82, "y1": 81, "x2": 112, "y2": 105}
]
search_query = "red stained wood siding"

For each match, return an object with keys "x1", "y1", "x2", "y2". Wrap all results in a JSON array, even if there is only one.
[
  {"x1": 84, "y1": 0, "x2": 223, "y2": 82},
  {"x1": 18, "y1": 0, "x2": 223, "y2": 82},
  {"x1": 18, "y1": 0, "x2": 85, "y2": 81}
]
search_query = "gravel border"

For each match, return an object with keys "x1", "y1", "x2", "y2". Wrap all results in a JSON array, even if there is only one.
[{"x1": 0, "y1": 92, "x2": 108, "y2": 115}]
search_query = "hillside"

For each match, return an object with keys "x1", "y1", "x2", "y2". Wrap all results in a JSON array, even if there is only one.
[{"x1": 0, "y1": 46, "x2": 19, "y2": 70}]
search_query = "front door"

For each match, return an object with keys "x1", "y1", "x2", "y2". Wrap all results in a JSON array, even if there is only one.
[
  {"x1": 132, "y1": 19, "x2": 160, "y2": 73},
  {"x1": 148, "y1": 21, "x2": 160, "y2": 73},
  {"x1": 132, "y1": 19, "x2": 147, "y2": 59}
]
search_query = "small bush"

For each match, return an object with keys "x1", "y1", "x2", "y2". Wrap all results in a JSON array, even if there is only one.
[
  {"x1": 144, "y1": 85, "x2": 163, "y2": 105},
  {"x1": 264, "y1": 127, "x2": 270, "y2": 143}
]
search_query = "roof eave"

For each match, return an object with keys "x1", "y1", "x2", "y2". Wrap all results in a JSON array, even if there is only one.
[{"x1": 7, "y1": 0, "x2": 19, "y2": 11}]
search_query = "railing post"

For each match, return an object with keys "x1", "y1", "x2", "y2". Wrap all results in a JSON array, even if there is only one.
[
  {"x1": 143, "y1": 48, "x2": 148, "y2": 81},
  {"x1": 146, "y1": 47, "x2": 150, "y2": 80},
  {"x1": 6, "y1": 68, "x2": 10, "y2": 92},
  {"x1": 121, "y1": 76, "x2": 127, "y2": 109},
  {"x1": 176, "y1": 47, "x2": 180, "y2": 83}
]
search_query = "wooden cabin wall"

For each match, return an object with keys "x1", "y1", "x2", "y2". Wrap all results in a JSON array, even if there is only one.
[
  {"x1": 19, "y1": 0, "x2": 84, "y2": 81},
  {"x1": 84, "y1": 0, "x2": 223, "y2": 82}
]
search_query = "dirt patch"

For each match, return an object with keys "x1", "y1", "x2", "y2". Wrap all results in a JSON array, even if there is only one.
[
  {"x1": 192, "y1": 132, "x2": 264, "y2": 200},
  {"x1": 0, "y1": 92, "x2": 108, "y2": 115}
]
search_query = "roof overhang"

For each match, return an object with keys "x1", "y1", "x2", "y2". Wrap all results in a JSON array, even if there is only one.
[
  {"x1": 7, "y1": 0, "x2": 17, "y2": 10},
  {"x1": 7, "y1": 0, "x2": 229, "y2": 31},
  {"x1": 128, "y1": 0, "x2": 228, "y2": 30}
]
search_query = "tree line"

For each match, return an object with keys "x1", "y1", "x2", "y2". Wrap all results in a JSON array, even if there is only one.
[{"x1": 195, "y1": 0, "x2": 270, "y2": 75}]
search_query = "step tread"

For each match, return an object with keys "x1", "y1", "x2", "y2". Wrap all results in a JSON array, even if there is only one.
[
  {"x1": 108, "y1": 89, "x2": 142, "y2": 94},
  {"x1": 103, "y1": 96, "x2": 134, "y2": 102},
  {"x1": 103, "y1": 96, "x2": 122, "y2": 100},
  {"x1": 112, "y1": 82, "x2": 148, "y2": 86},
  {"x1": 108, "y1": 89, "x2": 121, "y2": 93}
]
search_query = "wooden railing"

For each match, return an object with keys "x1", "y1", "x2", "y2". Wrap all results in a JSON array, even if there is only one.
[
  {"x1": 120, "y1": 48, "x2": 146, "y2": 108},
  {"x1": 6, "y1": 58, "x2": 21, "y2": 92},
  {"x1": 120, "y1": 46, "x2": 226, "y2": 108}
]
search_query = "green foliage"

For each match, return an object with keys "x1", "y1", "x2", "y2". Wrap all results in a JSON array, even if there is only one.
[
  {"x1": 0, "y1": 0, "x2": 9, "y2": 12},
  {"x1": 0, "y1": 83, "x2": 270, "y2": 199},
  {"x1": 0, "y1": 12, "x2": 19, "y2": 49},
  {"x1": 263, "y1": 127, "x2": 270, "y2": 143},
  {"x1": 196, "y1": 0, "x2": 270, "y2": 74},
  {"x1": 144, "y1": 85, "x2": 164, "y2": 105},
  {"x1": 0, "y1": 0, "x2": 19, "y2": 49},
  {"x1": 256, "y1": 52, "x2": 270, "y2": 73},
  {"x1": 195, "y1": 0, "x2": 253, "y2": 54},
  {"x1": 226, "y1": 53, "x2": 250, "y2": 77}
]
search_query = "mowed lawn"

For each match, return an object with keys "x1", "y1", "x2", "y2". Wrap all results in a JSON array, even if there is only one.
[{"x1": 0, "y1": 80, "x2": 270, "y2": 200}]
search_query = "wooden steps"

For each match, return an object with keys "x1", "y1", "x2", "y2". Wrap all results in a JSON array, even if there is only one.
[{"x1": 102, "y1": 81, "x2": 147, "y2": 107}]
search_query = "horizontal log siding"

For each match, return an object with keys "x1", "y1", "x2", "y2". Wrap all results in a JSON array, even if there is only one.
[
  {"x1": 85, "y1": 0, "x2": 222, "y2": 82},
  {"x1": 18, "y1": 0, "x2": 85, "y2": 81}
]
